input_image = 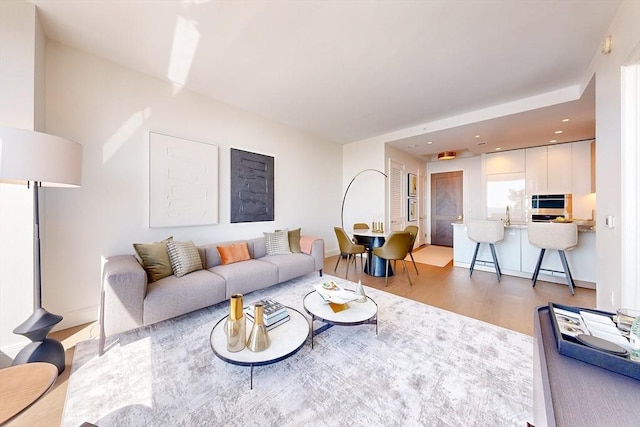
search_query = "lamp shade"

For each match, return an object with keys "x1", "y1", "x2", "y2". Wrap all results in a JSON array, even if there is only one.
[{"x1": 0, "y1": 126, "x2": 82, "y2": 187}]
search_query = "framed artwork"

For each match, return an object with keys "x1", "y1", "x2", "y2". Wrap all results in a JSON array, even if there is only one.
[
  {"x1": 408, "y1": 198, "x2": 417, "y2": 222},
  {"x1": 408, "y1": 173, "x2": 417, "y2": 197},
  {"x1": 149, "y1": 132, "x2": 219, "y2": 227},
  {"x1": 230, "y1": 148, "x2": 274, "y2": 223}
]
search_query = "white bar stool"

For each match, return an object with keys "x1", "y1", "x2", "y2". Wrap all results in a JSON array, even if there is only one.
[
  {"x1": 527, "y1": 222, "x2": 578, "y2": 295},
  {"x1": 467, "y1": 220, "x2": 505, "y2": 281}
]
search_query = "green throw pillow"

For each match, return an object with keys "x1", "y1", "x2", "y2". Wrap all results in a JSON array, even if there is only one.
[
  {"x1": 288, "y1": 228, "x2": 302, "y2": 253},
  {"x1": 133, "y1": 237, "x2": 174, "y2": 282}
]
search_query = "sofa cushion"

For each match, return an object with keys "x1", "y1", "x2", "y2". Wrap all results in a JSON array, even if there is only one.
[
  {"x1": 133, "y1": 237, "x2": 173, "y2": 282},
  {"x1": 259, "y1": 253, "x2": 315, "y2": 283},
  {"x1": 210, "y1": 259, "x2": 278, "y2": 299},
  {"x1": 167, "y1": 240, "x2": 203, "y2": 277},
  {"x1": 217, "y1": 242, "x2": 251, "y2": 265},
  {"x1": 143, "y1": 269, "x2": 226, "y2": 326},
  {"x1": 264, "y1": 230, "x2": 291, "y2": 255}
]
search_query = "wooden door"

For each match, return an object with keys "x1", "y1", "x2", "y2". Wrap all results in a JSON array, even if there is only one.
[{"x1": 431, "y1": 171, "x2": 463, "y2": 247}]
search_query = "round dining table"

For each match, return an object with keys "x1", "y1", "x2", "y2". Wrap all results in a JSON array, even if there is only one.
[{"x1": 352, "y1": 229, "x2": 393, "y2": 277}]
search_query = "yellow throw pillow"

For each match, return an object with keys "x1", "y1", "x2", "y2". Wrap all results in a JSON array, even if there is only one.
[{"x1": 217, "y1": 242, "x2": 251, "y2": 265}]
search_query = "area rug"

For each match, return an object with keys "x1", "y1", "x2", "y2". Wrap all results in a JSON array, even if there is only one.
[
  {"x1": 62, "y1": 273, "x2": 532, "y2": 426},
  {"x1": 406, "y1": 245, "x2": 453, "y2": 267}
]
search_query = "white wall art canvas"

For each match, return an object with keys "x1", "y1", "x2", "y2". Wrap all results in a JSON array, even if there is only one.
[{"x1": 149, "y1": 132, "x2": 218, "y2": 227}]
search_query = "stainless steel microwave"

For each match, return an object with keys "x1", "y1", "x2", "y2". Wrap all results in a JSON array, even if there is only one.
[{"x1": 529, "y1": 194, "x2": 572, "y2": 222}]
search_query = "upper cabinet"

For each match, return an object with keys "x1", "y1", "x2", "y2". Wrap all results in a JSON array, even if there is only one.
[
  {"x1": 525, "y1": 144, "x2": 572, "y2": 194},
  {"x1": 571, "y1": 140, "x2": 593, "y2": 196},
  {"x1": 485, "y1": 150, "x2": 525, "y2": 174}
]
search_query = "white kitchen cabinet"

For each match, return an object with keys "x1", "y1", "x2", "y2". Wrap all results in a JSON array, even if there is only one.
[
  {"x1": 526, "y1": 144, "x2": 572, "y2": 195},
  {"x1": 485, "y1": 150, "x2": 525, "y2": 174},
  {"x1": 525, "y1": 146, "x2": 548, "y2": 194},
  {"x1": 547, "y1": 144, "x2": 572, "y2": 194}
]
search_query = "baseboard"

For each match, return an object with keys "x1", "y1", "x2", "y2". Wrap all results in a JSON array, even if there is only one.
[{"x1": 52, "y1": 304, "x2": 100, "y2": 332}]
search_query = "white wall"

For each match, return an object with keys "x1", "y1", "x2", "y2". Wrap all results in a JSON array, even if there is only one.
[
  {"x1": 341, "y1": 140, "x2": 386, "y2": 245},
  {"x1": 586, "y1": 0, "x2": 640, "y2": 311},
  {"x1": 0, "y1": 1, "x2": 39, "y2": 364},
  {"x1": 31, "y1": 41, "x2": 342, "y2": 334}
]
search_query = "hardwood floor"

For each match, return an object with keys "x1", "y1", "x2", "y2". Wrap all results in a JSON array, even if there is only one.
[{"x1": 7, "y1": 248, "x2": 595, "y2": 426}]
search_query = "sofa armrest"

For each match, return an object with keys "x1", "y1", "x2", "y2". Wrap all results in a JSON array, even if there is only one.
[
  {"x1": 100, "y1": 255, "x2": 148, "y2": 347},
  {"x1": 300, "y1": 236, "x2": 325, "y2": 274}
]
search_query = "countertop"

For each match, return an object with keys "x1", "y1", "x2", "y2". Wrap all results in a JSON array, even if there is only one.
[{"x1": 451, "y1": 222, "x2": 596, "y2": 232}]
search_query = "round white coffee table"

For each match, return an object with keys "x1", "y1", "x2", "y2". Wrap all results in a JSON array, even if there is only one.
[
  {"x1": 302, "y1": 290, "x2": 378, "y2": 349},
  {"x1": 210, "y1": 307, "x2": 309, "y2": 389}
]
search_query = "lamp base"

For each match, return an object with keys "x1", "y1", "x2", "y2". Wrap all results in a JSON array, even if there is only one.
[
  {"x1": 12, "y1": 308, "x2": 65, "y2": 374},
  {"x1": 12, "y1": 338, "x2": 65, "y2": 375}
]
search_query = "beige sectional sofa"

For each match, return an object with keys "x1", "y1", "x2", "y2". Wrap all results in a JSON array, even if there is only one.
[{"x1": 99, "y1": 235, "x2": 324, "y2": 354}]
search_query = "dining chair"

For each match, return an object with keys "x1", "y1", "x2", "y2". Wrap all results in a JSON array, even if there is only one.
[
  {"x1": 334, "y1": 227, "x2": 366, "y2": 280},
  {"x1": 372, "y1": 231, "x2": 413, "y2": 287},
  {"x1": 403, "y1": 225, "x2": 419, "y2": 275},
  {"x1": 353, "y1": 223, "x2": 370, "y2": 231}
]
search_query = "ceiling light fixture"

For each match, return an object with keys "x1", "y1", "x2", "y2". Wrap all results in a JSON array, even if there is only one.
[
  {"x1": 437, "y1": 151, "x2": 456, "y2": 160},
  {"x1": 555, "y1": 130, "x2": 563, "y2": 134},
  {"x1": 562, "y1": 118, "x2": 570, "y2": 122},
  {"x1": 495, "y1": 148, "x2": 501, "y2": 151},
  {"x1": 550, "y1": 139, "x2": 557, "y2": 143},
  {"x1": 427, "y1": 141, "x2": 433, "y2": 145}
]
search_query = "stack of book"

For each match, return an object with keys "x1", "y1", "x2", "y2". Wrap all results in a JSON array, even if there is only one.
[{"x1": 244, "y1": 299, "x2": 290, "y2": 330}]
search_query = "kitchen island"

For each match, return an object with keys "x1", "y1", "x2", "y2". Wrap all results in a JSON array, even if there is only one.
[{"x1": 452, "y1": 222, "x2": 595, "y2": 288}]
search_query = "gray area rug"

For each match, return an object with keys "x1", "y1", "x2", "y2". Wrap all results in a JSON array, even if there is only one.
[{"x1": 63, "y1": 274, "x2": 533, "y2": 426}]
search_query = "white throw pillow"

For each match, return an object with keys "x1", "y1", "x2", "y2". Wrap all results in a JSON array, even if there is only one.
[
  {"x1": 264, "y1": 230, "x2": 292, "y2": 255},
  {"x1": 167, "y1": 240, "x2": 203, "y2": 277}
]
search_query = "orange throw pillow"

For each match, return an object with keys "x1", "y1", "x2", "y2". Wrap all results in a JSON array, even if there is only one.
[{"x1": 217, "y1": 242, "x2": 251, "y2": 265}]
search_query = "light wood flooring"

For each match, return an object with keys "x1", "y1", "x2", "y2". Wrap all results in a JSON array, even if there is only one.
[{"x1": 7, "y1": 246, "x2": 595, "y2": 426}]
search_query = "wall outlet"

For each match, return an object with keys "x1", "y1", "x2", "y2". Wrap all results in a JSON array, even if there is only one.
[{"x1": 605, "y1": 215, "x2": 615, "y2": 228}]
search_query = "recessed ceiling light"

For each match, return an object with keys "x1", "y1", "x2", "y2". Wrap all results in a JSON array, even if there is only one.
[
  {"x1": 562, "y1": 118, "x2": 570, "y2": 122},
  {"x1": 554, "y1": 130, "x2": 563, "y2": 134},
  {"x1": 427, "y1": 141, "x2": 433, "y2": 145},
  {"x1": 495, "y1": 148, "x2": 501, "y2": 151},
  {"x1": 475, "y1": 135, "x2": 481, "y2": 138},
  {"x1": 550, "y1": 139, "x2": 557, "y2": 143},
  {"x1": 408, "y1": 144, "x2": 417, "y2": 148}
]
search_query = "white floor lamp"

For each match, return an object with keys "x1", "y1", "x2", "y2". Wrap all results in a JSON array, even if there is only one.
[{"x1": 0, "y1": 126, "x2": 83, "y2": 375}]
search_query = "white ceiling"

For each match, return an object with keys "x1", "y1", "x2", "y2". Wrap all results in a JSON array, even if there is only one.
[{"x1": 30, "y1": 0, "x2": 620, "y2": 157}]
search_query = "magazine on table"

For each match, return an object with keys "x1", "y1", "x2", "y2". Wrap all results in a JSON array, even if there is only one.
[
  {"x1": 245, "y1": 298, "x2": 287, "y2": 320},
  {"x1": 313, "y1": 280, "x2": 360, "y2": 304}
]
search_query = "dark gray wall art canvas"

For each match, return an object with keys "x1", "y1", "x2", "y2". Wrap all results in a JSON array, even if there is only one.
[{"x1": 230, "y1": 148, "x2": 274, "y2": 223}]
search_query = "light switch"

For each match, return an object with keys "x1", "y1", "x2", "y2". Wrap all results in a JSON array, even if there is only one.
[{"x1": 605, "y1": 215, "x2": 615, "y2": 228}]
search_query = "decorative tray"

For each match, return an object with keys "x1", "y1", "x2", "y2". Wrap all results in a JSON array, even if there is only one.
[{"x1": 548, "y1": 302, "x2": 640, "y2": 380}]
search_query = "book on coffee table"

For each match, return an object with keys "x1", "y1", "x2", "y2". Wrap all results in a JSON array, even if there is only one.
[
  {"x1": 313, "y1": 281, "x2": 360, "y2": 304},
  {"x1": 244, "y1": 299, "x2": 289, "y2": 326}
]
